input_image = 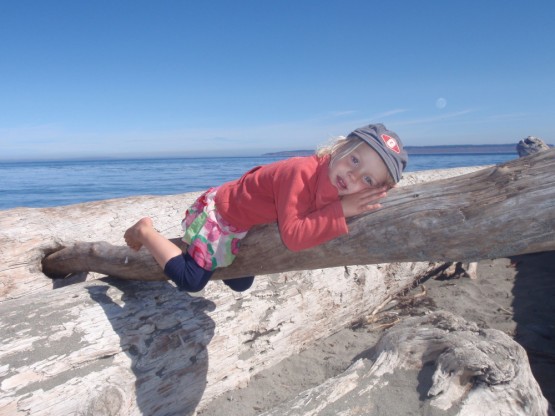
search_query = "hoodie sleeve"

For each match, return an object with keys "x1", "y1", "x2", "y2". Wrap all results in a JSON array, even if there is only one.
[{"x1": 274, "y1": 159, "x2": 348, "y2": 252}]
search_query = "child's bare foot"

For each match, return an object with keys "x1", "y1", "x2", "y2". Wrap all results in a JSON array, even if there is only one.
[{"x1": 124, "y1": 217, "x2": 154, "y2": 251}]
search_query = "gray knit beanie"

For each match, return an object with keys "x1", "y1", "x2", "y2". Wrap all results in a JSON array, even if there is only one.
[{"x1": 347, "y1": 123, "x2": 408, "y2": 183}]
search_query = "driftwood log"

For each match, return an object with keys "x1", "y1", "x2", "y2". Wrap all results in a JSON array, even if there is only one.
[
  {"x1": 42, "y1": 149, "x2": 555, "y2": 281},
  {"x1": 0, "y1": 260, "x2": 439, "y2": 415},
  {"x1": 260, "y1": 311, "x2": 550, "y2": 416}
]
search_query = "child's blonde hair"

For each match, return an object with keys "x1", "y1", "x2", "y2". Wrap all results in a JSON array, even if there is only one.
[{"x1": 316, "y1": 136, "x2": 396, "y2": 188}]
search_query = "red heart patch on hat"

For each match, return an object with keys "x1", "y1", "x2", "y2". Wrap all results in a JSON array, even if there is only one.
[{"x1": 381, "y1": 134, "x2": 401, "y2": 154}]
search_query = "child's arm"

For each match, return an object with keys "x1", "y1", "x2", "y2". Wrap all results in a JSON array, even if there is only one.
[
  {"x1": 273, "y1": 158, "x2": 389, "y2": 251},
  {"x1": 277, "y1": 184, "x2": 388, "y2": 251}
]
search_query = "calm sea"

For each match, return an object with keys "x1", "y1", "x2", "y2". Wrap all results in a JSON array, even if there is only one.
[{"x1": 0, "y1": 153, "x2": 516, "y2": 210}]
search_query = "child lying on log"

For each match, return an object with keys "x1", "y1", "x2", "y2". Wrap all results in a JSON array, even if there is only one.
[{"x1": 124, "y1": 124, "x2": 408, "y2": 292}]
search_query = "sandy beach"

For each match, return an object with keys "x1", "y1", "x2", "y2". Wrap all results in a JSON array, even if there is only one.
[{"x1": 198, "y1": 251, "x2": 555, "y2": 415}]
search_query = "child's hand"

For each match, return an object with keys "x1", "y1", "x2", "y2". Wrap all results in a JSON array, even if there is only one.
[{"x1": 340, "y1": 187, "x2": 388, "y2": 218}]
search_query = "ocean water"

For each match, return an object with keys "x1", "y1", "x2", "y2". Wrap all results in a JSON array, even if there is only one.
[{"x1": 0, "y1": 153, "x2": 517, "y2": 210}]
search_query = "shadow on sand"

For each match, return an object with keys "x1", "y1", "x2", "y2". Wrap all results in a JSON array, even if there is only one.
[
  {"x1": 87, "y1": 278, "x2": 216, "y2": 415},
  {"x1": 511, "y1": 250, "x2": 555, "y2": 406}
]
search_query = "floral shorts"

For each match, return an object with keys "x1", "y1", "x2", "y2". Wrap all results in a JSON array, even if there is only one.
[{"x1": 182, "y1": 187, "x2": 249, "y2": 271}]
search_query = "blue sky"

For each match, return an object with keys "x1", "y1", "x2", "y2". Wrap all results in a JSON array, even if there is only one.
[{"x1": 1, "y1": 1, "x2": 554, "y2": 160}]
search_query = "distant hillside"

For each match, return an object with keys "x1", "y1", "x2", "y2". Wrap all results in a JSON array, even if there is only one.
[
  {"x1": 263, "y1": 150, "x2": 315, "y2": 157},
  {"x1": 263, "y1": 143, "x2": 552, "y2": 157},
  {"x1": 404, "y1": 144, "x2": 519, "y2": 154}
]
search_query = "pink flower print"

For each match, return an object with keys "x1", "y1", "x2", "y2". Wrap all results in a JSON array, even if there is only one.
[
  {"x1": 190, "y1": 241, "x2": 212, "y2": 270},
  {"x1": 215, "y1": 211, "x2": 247, "y2": 233},
  {"x1": 191, "y1": 193, "x2": 209, "y2": 212},
  {"x1": 230, "y1": 238, "x2": 241, "y2": 255},
  {"x1": 183, "y1": 210, "x2": 194, "y2": 228},
  {"x1": 204, "y1": 219, "x2": 222, "y2": 242}
]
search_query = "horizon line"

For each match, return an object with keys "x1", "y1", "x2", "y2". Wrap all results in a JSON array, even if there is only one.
[{"x1": 0, "y1": 143, "x2": 533, "y2": 163}]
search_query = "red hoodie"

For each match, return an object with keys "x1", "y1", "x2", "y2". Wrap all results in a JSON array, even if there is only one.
[{"x1": 215, "y1": 154, "x2": 348, "y2": 251}]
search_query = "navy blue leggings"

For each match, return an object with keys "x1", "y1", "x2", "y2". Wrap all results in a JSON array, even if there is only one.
[{"x1": 164, "y1": 252, "x2": 254, "y2": 292}]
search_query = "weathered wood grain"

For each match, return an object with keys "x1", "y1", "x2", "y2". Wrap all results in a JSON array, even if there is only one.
[
  {"x1": 0, "y1": 261, "x2": 437, "y2": 415},
  {"x1": 260, "y1": 311, "x2": 550, "y2": 416}
]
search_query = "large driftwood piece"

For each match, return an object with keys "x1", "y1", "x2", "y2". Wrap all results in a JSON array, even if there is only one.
[
  {"x1": 260, "y1": 311, "x2": 550, "y2": 416},
  {"x1": 0, "y1": 262, "x2": 437, "y2": 415},
  {"x1": 42, "y1": 150, "x2": 555, "y2": 282}
]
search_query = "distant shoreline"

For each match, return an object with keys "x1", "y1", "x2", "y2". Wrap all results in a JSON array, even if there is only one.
[
  {"x1": 3, "y1": 144, "x2": 552, "y2": 163},
  {"x1": 262, "y1": 144, "x2": 533, "y2": 157}
]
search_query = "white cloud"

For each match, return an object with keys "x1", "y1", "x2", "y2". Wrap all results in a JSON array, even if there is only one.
[{"x1": 393, "y1": 109, "x2": 477, "y2": 126}]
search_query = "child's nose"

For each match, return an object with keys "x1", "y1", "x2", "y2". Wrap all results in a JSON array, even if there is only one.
[{"x1": 350, "y1": 171, "x2": 361, "y2": 182}]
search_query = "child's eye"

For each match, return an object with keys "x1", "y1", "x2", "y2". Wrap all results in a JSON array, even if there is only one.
[
  {"x1": 351, "y1": 156, "x2": 359, "y2": 165},
  {"x1": 363, "y1": 176, "x2": 373, "y2": 186}
]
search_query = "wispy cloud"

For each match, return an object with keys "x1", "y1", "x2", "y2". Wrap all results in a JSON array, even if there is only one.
[
  {"x1": 0, "y1": 108, "x2": 488, "y2": 159},
  {"x1": 370, "y1": 109, "x2": 409, "y2": 119},
  {"x1": 394, "y1": 109, "x2": 477, "y2": 126},
  {"x1": 485, "y1": 112, "x2": 529, "y2": 122},
  {"x1": 0, "y1": 123, "x2": 65, "y2": 142},
  {"x1": 331, "y1": 109, "x2": 409, "y2": 129},
  {"x1": 326, "y1": 110, "x2": 358, "y2": 118}
]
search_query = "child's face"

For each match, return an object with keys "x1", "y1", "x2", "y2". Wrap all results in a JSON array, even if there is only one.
[{"x1": 328, "y1": 144, "x2": 390, "y2": 196}]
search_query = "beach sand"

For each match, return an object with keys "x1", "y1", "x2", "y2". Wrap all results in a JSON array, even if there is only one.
[{"x1": 198, "y1": 251, "x2": 555, "y2": 415}]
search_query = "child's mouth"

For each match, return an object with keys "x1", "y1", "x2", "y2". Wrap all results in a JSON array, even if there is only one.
[{"x1": 337, "y1": 176, "x2": 347, "y2": 191}]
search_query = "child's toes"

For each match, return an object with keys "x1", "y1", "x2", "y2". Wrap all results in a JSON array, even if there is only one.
[{"x1": 129, "y1": 242, "x2": 142, "y2": 251}]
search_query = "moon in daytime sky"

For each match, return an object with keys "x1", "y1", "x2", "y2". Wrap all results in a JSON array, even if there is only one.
[{"x1": 436, "y1": 97, "x2": 447, "y2": 109}]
